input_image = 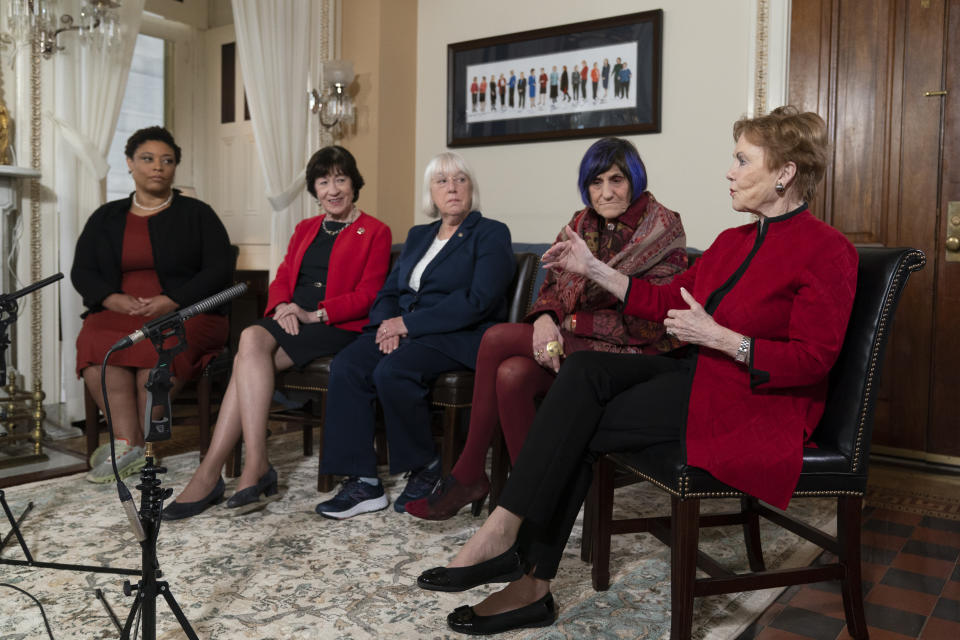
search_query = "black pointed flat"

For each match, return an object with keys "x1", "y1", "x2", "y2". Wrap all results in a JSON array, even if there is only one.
[
  {"x1": 226, "y1": 466, "x2": 279, "y2": 515},
  {"x1": 160, "y1": 477, "x2": 225, "y2": 521},
  {"x1": 417, "y1": 541, "x2": 523, "y2": 592},
  {"x1": 447, "y1": 592, "x2": 557, "y2": 635}
]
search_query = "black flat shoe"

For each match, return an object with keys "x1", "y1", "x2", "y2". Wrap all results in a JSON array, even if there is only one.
[
  {"x1": 160, "y1": 477, "x2": 225, "y2": 521},
  {"x1": 447, "y1": 592, "x2": 557, "y2": 635},
  {"x1": 417, "y1": 542, "x2": 523, "y2": 592},
  {"x1": 226, "y1": 466, "x2": 279, "y2": 515}
]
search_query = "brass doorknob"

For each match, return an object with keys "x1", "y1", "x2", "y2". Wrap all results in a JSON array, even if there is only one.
[{"x1": 948, "y1": 236, "x2": 960, "y2": 252}]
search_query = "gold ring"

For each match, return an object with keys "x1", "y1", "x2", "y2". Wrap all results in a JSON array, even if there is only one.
[
  {"x1": 546, "y1": 341, "x2": 563, "y2": 357},
  {"x1": 534, "y1": 349, "x2": 543, "y2": 359}
]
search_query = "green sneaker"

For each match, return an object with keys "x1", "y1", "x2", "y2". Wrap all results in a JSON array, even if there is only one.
[
  {"x1": 85, "y1": 442, "x2": 146, "y2": 484},
  {"x1": 88, "y1": 441, "x2": 112, "y2": 468}
]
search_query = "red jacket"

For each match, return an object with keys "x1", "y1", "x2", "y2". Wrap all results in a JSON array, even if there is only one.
[
  {"x1": 624, "y1": 209, "x2": 858, "y2": 508},
  {"x1": 265, "y1": 211, "x2": 392, "y2": 332}
]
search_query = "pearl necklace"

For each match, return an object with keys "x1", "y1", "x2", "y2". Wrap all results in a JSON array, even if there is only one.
[
  {"x1": 322, "y1": 205, "x2": 359, "y2": 236},
  {"x1": 133, "y1": 191, "x2": 173, "y2": 212}
]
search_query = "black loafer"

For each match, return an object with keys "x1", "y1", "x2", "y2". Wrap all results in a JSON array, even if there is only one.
[
  {"x1": 447, "y1": 592, "x2": 557, "y2": 635},
  {"x1": 417, "y1": 542, "x2": 523, "y2": 592},
  {"x1": 160, "y1": 477, "x2": 225, "y2": 521},
  {"x1": 226, "y1": 466, "x2": 279, "y2": 515}
]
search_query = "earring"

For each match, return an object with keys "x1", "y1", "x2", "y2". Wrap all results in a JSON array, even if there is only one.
[{"x1": 775, "y1": 182, "x2": 785, "y2": 194}]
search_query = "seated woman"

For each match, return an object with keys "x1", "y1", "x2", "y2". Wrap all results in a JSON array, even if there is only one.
[
  {"x1": 406, "y1": 137, "x2": 687, "y2": 521},
  {"x1": 73, "y1": 126, "x2": 233, "y2": 483},
  {"x1": 417, "y1": 107, "x2": 859, "y2": 635},
  {"x1": 315, "y1": 151, "x2": 515, "y2": 520},
  {"x1": 161, "y1": 145, "x2": 391, "y2": 520}
]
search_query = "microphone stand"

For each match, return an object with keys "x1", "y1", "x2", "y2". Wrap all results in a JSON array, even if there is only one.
[
  {"x1": 118, "y1": 319, "x2": 199, "y2": 640},
  {"x1": 1, "y1": 275, "x2": 139, "y2": 618}
]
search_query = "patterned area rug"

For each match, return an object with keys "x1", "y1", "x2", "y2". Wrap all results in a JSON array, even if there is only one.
[
  {"x1": 866, "y1": 464, "x2": 960, "y2": 521},
  {"x1": 1, "y1": 437, "x2": 835, "y2": 639}
]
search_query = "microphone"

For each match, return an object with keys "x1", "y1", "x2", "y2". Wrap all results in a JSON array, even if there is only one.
[
  {"x1": 0, "y1": 273, "x2": 63, "y2": 304},
  {"x1": 111, "y1": 282, "x2": 248, "y2": 350}
]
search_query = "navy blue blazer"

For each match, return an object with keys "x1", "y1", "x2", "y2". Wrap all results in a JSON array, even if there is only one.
[{"x1": 369, "y1": 211, "x2": 514, "y2": 368}]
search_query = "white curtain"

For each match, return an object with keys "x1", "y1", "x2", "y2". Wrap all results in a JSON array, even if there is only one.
[
  {"x1": 53, "y1": 0, "x2": 145, "y2": 419},
  {"x1": 232, "y1": 0, "x2": 330, "y2": 272}
]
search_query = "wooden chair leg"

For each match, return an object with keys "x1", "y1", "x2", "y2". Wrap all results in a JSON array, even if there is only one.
[
  {"x1": 590, "y1": 456, "x2": 616, "y2": 590},
  {"x1": 741, "y1": 496, "x2": 766, "y2": 572},
  {"x1": 838, "y1": 496, "x2": 868, "y2": 639},
  {"x1": 83, "y1": 386, "x2": 100, "y2": 466},
  {"x1": 440, "y1": 406, "x2": 458, "y2": 476},
  {"x1": 488, "y1": 427, "x2": 510, "y2": 514},
  {"x1": 197, "y1": 375, "x2": 212, "y2": 458},
  {"x1": 581, "y1": 461, "x2": 598, "y2": 563},
  {"x1": 316, "y1": 390, "x2": 336, "y2": 493},
  {"x1": 670, "y1": 497, "x2": 699, "y2": 640},
  {"x1": 303, "y1": 423, "x2": 314, "y2": 457}
]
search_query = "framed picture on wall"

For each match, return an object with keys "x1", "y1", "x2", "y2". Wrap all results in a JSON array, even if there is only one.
[{"x1": 446, "y1": 10, "x2": 662, "y2": 147}]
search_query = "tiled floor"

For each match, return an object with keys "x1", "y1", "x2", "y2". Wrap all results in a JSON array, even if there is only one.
[{"x1": 736, "y1": 507, "x2": 960, "y2": 640}]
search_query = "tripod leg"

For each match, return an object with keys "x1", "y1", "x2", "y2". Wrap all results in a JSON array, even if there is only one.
[
  {"x1": 95, "y1": 588, "x2": 124, "y2": 635},
  {"x1": 0, "y1": 491, "x2": 35, "y2": 561},
  {"x1": 159, "y1": 582, "x2": 200, "y2": 640},
  {"x1": 121, "y1": 593, "x2": 141, "y2": 640}
]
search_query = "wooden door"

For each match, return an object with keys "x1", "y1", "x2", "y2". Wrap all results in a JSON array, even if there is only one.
[{"x1": 789, "y1": 0, "x2": 960, "y2": 461}]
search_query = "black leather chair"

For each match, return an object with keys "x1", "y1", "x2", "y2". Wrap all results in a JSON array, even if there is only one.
[
  {"x1": 581, "y1": 246, "x2": 925, "y2": 640},
  {"x1": 270, "y1": 251, "x2": 541, "y2": 492}
]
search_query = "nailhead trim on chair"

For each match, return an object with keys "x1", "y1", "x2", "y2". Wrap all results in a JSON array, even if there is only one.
[
  {"x1": 848, "y1": 249, "x2": 925, "y2": 473},
  {"x1": 611, "y1": 456, "x2": 866, "y2": 501}
]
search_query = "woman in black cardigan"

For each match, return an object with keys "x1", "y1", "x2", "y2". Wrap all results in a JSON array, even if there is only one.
[{"x1": 72, "y1": 126, "x2": 232, "y2": 483}]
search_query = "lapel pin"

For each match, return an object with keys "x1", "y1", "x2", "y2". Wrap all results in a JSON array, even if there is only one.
[
  {"x1": 357, "y1": 227, "x2": 366, "y2": 235},
  {"x1": 457, "y1": 232, "x2": 463, "y2": 237}
]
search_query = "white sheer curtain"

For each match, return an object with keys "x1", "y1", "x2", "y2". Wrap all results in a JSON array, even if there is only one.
[
  {"x1": 53, "y1": 0, "x2": 145, "y2": 419},
  {"x1": 232, "y1": 0, "x2": 331, "y2": 272}
]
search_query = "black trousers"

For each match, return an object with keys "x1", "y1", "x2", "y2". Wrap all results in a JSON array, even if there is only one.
[{"x1": 497, "y1": 350, "x2": 692, "y2": 579}]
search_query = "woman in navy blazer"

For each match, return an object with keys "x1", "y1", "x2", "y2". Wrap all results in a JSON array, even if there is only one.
[{"x1": 316, "y1": 151, "x2": 515, "y2": 520}]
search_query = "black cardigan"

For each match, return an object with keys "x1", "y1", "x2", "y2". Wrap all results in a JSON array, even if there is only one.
[{"x1": 71, "y1": 191, "x2": 233, "y2": 317}]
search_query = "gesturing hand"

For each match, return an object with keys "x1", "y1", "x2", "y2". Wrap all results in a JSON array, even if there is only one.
[
  {"x1": 540, "y1": 225, "x2": 595, "y2": 277},
  {"x1": 663, "y1": 288, "x2": 723, "y2": 347}
]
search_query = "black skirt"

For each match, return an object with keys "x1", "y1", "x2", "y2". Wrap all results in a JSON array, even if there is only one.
[{"x1": 254, "y1": 316, "x2": 359, "y2": 368}]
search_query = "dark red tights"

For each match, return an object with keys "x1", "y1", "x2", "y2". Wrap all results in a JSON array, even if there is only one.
[{"x1": 451, "y1": 323, "x2": 556, "y2": 484}]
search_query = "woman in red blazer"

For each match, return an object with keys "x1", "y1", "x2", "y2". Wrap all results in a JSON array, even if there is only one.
[
  {"x1": 417, "y1": 108, "x2": 858, "y2": 635},
  {"x1": 162, "y1": 146, "x2": 391, "y2": 521}
]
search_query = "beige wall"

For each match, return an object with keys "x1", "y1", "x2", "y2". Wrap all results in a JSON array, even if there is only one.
[
  {"x1": 342, "y1": 0, "x2": 418, "y2": 241},
  {"x1": 416, "y1": 0, "x2": 758, "y2": 249}
]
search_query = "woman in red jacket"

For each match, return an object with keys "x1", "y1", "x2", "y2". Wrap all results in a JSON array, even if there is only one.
[
  {"x1": 163, "y1": 145, "x2": 391, "y2": 520},
  {"x1": 417, "y1": 107, "x2": 858, "y2": 635}
]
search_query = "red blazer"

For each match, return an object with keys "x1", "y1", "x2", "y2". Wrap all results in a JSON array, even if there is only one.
[
  {"x1": 624, "y1": 209, "x2": 858, "y2": 509},
  {"x1": 265, "y1": 211, "x2": 392, "y2": 332}
]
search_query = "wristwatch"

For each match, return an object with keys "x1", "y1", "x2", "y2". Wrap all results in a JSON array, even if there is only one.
[
  {"x1": 734, "y1": 336, "x2": 750, "y2": 363},
  {"x1": 315, "y1": 308, "x2": 327, "y2": 322}
]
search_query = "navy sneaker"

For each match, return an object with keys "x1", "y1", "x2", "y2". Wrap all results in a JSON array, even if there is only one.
[
  {"x1": 394, "y1": 463, "x2": 442, "y2": 513},
  {"x1": 315, "y1": 477, "x2": 389, "y2": 520}
]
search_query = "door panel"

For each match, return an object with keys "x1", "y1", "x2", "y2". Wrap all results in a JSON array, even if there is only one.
[{"x1": 789, "y1": 0, "x2": 955, "y2": 458}]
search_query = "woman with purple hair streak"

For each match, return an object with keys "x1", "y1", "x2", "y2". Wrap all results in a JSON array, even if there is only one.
[{"x1": 406, "y1": 138, "x2": 687, "y2": 522}]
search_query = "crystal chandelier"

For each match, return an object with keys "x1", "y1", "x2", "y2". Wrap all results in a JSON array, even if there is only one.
[{"x1": 5, "y1": 0, "x2": 122, "y2": 58}]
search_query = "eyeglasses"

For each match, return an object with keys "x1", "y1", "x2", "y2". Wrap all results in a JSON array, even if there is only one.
[{"x1": 432, "y1": 174, "x2": 469, "y2": 187}]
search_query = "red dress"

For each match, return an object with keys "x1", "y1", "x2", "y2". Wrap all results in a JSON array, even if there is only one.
[{"x1": 75, "y1": 211, "x2": 228, "y2": 379}]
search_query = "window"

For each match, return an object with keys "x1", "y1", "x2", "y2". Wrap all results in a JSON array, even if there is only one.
[{"x1": 105, "y1": 34, "x2": 167, "y2": 203}]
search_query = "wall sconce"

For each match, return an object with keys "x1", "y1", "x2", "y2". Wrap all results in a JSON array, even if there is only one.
[
  {"x1": 4, "y1": 0, "x2": 122, "y2": 59},
  {"x1": 308, "y1": 60, "x2": 355, "y2": 130}
]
